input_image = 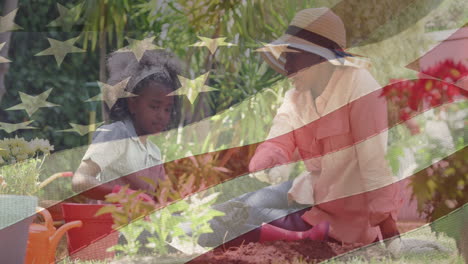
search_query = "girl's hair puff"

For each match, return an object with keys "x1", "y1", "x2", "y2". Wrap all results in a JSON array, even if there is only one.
[{"x1": 107, "y1": 50, "x2": 182, "y2": 128}]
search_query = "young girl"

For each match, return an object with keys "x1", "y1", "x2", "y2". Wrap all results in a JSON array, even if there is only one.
[{"x1": 72, "y1": 50, "x2": 181, "y2": 201}]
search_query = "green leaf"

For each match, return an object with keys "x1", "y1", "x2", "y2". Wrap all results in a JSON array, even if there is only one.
[
  {"x1": 139, "y1": 175, "x2": 157, "y2": 188},
  {"x1": 95, "y1": 205, "x2": 116, "y2": 217}
]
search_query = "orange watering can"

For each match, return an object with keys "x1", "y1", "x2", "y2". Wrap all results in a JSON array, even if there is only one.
[{"x1": 24, "y1": 207, "x2": 82, "y2": 264}]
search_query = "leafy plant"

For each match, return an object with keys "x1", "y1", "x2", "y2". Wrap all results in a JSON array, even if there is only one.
[
  {"x1": 411, "y1": 146, "x2": 467, "y2": 221},
  {"x1": 95, "y1": 185, "x2": 159, "y2": 256},
  {"x1": 0, "y1": 137, "x2": 69, "y2": 195},
  {"x1": 109, "y1": 224, "x2": 145, "y2": 257},
  {"x1": 97, "y1": 181, "x2": 225, "y2": 256},
  {"x1": 178, "y1": 192, "x2": 225, "y2": 249},
  {"x1": 96, "y1": 185, "x2": 156, "y2": 229},
  {"x1": 142, "y1": 201, "x2": 188, "y2": 256},
  {"x1": 379, "y1": 58, "x2": 467, "y2": 257},
  {"x1": 0, "y1": 157, "x2": 45, "y2": 195},
  {"x1": 164, "y1": 153, "x2": 231, "y2": 194},
  {"x1": 385, "y1": 106, "x2": 466, "y2": 222},
  {"x1": 408, "y1": 102, "x2": 467, "y2": 222}
]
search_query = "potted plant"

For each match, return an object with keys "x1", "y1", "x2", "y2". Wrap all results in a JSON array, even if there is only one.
[
  {"x1": 0, "y1": 136, "x2": 72, "y2": 262},
  {"x1": 0, "y1": 194, "x2": 37, "y2": 263}
]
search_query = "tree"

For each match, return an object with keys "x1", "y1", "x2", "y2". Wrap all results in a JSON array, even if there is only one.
[{"x1": 79, "y1": 0, "x2": 132, "y2": 122}]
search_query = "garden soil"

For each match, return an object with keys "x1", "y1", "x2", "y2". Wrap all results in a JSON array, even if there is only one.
[{"x1": 188, "y1": 239, "x2": 378, "y2": 264}]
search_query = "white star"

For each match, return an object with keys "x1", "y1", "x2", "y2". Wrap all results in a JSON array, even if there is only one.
[
  {"x1": 47, "y1": 3, "x2": 84, "y2": 31},
  {"x1": 6, "y1": 89, "x2": 59, "y2": 117},
  {"x1": 85, "y1": 78, "x2": 137, "y2": 109},
  {"x1": 116, "y1": 37, "x2": 163, "y2": 61},
  {"x1": 0, "y1": 42, "x2": 11, "y2": 63},
  {"x1": 190, "y1": 36, "x2": 236, "y2": 54},
  {"x1": 169, "y1": 73, "x2": 217, "y2": 104},
  {"x1": 0, "y1": 8, "x2": 22, "y2": 33},
  {"x1": 58, "y1": 122, "x2": 106, "y2": 136},
  {"x1": 255, "y1": 42, "x2": 299, "y2": 60},
  {"x1": 0, "y1": 121, "x2": 36, "y2": 133},
  {"x1": 35, "y1": 37, "x2": 85, "y2": 66}
]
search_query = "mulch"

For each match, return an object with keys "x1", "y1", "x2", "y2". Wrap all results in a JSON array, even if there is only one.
[{"x1": 189, "y1": 239, "x2": 360, "y2": 264}]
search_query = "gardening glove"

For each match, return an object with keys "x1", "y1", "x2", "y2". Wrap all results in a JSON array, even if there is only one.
[
  {"x1": 385, "y1": 236, "x2": 403, "y2": 258},
  {"x1": 249, "y1": 145, "x2": 289, "y2": 172},
  {"x1": 249, "y1": 145, "x2": 289, "y2": 184},
  {"x1": 267, "y1": 163, "x2": 292, "y2": 185}
]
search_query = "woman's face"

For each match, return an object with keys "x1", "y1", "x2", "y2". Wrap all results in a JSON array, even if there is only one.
[
  {"x1": 283, "y1": 49, "x2": 328, "y2": 91},
  {"x1": 127, "y1": 82, "x2": 174, "y2": 136}
]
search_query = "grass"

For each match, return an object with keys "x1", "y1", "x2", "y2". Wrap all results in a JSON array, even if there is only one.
[
  {"x1": 326, "y1": 253, "x2": 465, "y2": 264},
  {"x1": 60, "y1": 259, "x2": 107, "y2": 264},
  {"x1": 324, "y1": 223, "x2": 465, "y2": 264},
  {"x1": 60, "y1": 253, "x2": 197, "y2": 264}
]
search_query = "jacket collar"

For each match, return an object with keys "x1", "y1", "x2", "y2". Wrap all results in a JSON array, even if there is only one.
[{"x1": 122, "y1": 118, "x2": 162, "y2": 161}]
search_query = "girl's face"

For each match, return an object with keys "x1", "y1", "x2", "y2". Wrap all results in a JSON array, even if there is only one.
[{"x1": 127, "y1": 82, "x2": 174, "y2": 136}]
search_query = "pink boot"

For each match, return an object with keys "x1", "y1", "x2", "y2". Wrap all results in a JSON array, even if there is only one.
[{"x1": 259, "y1": 221, "x2": 329, "y2": 242}]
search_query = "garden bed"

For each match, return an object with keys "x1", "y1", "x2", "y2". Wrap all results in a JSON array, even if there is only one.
[
  {"x1": 186, "y1": 222, "x2": 422, "y2": 264},
  {"x1": 73, "y1": 222, "x2": 421, "y2": 263},
  {"x1": 109, "y1": 240, "x2": 361, "y2": 264},
  {"x1": 189, "y1": 239, "x2": 362, "y2": 264}
]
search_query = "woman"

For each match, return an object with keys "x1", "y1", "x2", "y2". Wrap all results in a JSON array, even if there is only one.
[{"x1": 202, "y1": 7, "x2": 402, "y2": 248}]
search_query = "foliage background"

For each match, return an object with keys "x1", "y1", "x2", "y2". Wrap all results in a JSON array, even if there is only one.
[
  {"x1": 2, "y1": 0, "x2": 464, "y2": 150},
  {"x1": 0, "y1": 0, "x2": 466, "y2": 243}
]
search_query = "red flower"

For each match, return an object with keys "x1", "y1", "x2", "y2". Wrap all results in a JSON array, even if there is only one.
[
  {"x1": 447, "y1": 83, "x2": 461, "y2": 99},
  {"x1": 419, "y1": 59, "x2": 468, "y2": 83},
  {"x1": 409, "y1": 80, "x2": 424, "y2": 111},
  {"x1": 385, "y1": 59, "x2": 467, "y2": 123}
]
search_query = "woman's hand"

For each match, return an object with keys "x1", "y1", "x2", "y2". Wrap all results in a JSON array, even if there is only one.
[{"x1": 248, "y1": 147, "x2": 289, "y2": 173}]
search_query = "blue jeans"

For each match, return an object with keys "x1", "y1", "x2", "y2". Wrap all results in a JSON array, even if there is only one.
[{"x1": 199, "y1": 180, "x2": 312, "y2": 247}]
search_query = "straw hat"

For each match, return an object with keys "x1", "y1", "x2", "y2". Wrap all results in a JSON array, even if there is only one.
[{"x1": 260, "y1": 7, "x2": 370, "y2": 75}]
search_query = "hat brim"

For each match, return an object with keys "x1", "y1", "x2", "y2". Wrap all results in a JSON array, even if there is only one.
[{"x1": 260, "y1": 34, "x2": 362, "y2": 75}]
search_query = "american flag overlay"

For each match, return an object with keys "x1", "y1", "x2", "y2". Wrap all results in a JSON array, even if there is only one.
[{"x1": 0, "y1": 1, "x2": 466, "y2": 263}]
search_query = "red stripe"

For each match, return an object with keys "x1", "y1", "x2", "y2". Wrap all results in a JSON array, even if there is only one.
[{"x1": 44, "y1": 80, "x2": 468, "y2": 215}]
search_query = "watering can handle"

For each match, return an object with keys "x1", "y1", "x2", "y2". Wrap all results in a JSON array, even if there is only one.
[{"x1": 36, "y1": 207, "x2": 54, "y2": 231}]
